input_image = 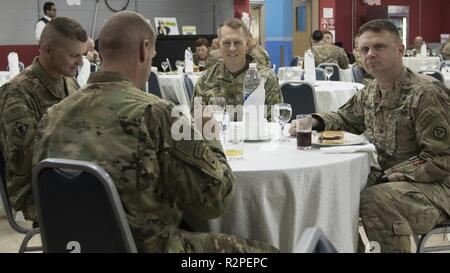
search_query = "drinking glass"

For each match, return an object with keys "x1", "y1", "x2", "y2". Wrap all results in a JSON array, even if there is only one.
[
  {"x1": 209, "y1": 97, "x2": 229, "y2": 142},
  {"x1": 161, "y1": 61, "x2": 169, "y2": 73},
  {"x1": 325, "y1": 67, "x2": 334, "y2": 81},
  {"x1": 272, "y1": 103, "x2": 292, "y2": 142},
  {"x1": 175, "y1": 60, "x2": 184, "y2": 74},
  {"x1": 296, "y1": 114, "x2": 312, "y2": 150}
]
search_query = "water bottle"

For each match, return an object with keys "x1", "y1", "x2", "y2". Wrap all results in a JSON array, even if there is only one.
[
  {"x1": 420, "y1": 42, "x2": 427, "y2": 58},
  {"x1": 243, "y1": 63, "x2": 261, "y2": 101},
  {"x1": 304, "y1": 49, "x2": 316, "y2": 84},
  {"x1": 184, "y1": 47, "x2": 194, "y2": 73}
]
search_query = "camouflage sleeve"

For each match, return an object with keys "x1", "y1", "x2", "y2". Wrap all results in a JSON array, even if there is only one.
[
  {"x1": 0, "y1": 89, "x2": 37, "y2": 213},
  {"x1": 263, "y1": 72, "x2": 283, "y2": 120},
  {"x1": 385, "y1": 83, "x2": 450, "y2": 182},
  {"x1": 192, "y1": 75, "x2": 208, "y2": 109},
  {"x1": 338, "y1": 47, "x2": 350, "y2": 69},
  {"x1": 145, "y1": 101, "x2": 235, "y2": 220},
  {"x1": 313, "y1": 88, "x2": 366, "y2": 134}
]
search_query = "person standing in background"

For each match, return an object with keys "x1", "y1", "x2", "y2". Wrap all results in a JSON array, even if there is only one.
[{"x1": 35, "y1": 2, "x2": 56, "y2": 41}]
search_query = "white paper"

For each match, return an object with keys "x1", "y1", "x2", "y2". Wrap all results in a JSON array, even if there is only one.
[{"x1": 323, "y1": 8, "x2": 334, "y2": 19}]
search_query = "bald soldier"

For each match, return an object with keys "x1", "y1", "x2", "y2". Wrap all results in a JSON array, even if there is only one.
[
  {"x1": 290, "y1": 19, "x2": 450, "y2": 253},
  {"x1": 33, "y1": 11, "x2": 278, "y2": 253},
  {"x1": 0, "y1": 17, "x2": 86, "y2": 224},
  {"x1": 310, "y1": 30, "x2": 349, "y2": 69},
  {"x1": 193, "y1": 18, "x2": 282, "y2": 120}
]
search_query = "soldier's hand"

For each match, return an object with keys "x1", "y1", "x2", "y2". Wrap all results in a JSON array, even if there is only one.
[{"x1": 288, "y1": 117, "x2": 319, "y2": 136}]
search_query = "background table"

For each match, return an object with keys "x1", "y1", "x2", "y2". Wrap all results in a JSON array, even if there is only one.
[
  {"x1": 187, "y1": 135, "x2": 371, "y2": 253},
  {"x1": 158, "y1": 73, "x2": 199, "y2": 106},
  {"x1": 403, "y1": 57, "x2": 440, "y2": 72},
  {"x1": 280, "y1": 80, "x2": 364, "y2": 112}
]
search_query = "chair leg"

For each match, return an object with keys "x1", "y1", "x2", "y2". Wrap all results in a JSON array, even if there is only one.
[{"x1": 18, "y1": 228, "x2": 42, "y2": 253}]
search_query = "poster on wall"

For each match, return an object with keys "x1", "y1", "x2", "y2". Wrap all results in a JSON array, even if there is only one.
[{"x1": 154, "y1": 17, "x2": 179, "y2": 36}]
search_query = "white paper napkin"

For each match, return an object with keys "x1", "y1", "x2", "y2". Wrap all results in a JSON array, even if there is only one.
[
  {"x1": 320, "y1": 144, "x2": 376, "y2": 154},
  {"x1": 244, "y1": 78, "x2": 268, "y2": 139},
  {"x1": 8, "y1": 52, "x2": 20, "y2": 79}
]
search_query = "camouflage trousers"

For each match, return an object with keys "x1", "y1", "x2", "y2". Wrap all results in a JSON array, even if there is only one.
[
  {"x1": 179, "y1": 231, "x2": 279, "y2": 253},
  {"x1": 359, "y1": 175, "x2": 449, "y2": 253}
]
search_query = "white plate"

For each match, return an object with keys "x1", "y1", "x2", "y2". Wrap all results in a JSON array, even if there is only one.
[{"x1": 312, "y1": 132, "x2": 366, "y2": 146}]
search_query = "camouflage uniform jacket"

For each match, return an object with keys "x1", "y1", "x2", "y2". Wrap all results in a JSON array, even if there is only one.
[
  {"x1": 311, "y1": 41, "x2": 349, "y2": 69},
  {"x1": 314, "y1": 68, "x2": 450, "y2": 211},
  {"x1": 193, "y1": 54, "x2": 282, "y2": 120},
  {"x1": 33, "y1": 71, "x2": 235, "y2": 252},
  {"x1": 0, "y1": 58, "x2": 79, "y2": 221},
  {"x1": 248, "y1": 44, "x2": 271, "y2": 68},
  {"x1": 442, "y1": 41, "x2": 450, "y2": 61}
]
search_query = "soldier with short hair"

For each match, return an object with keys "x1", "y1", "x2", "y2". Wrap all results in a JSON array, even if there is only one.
[
  {"x1": 247, "y1": 37, "x2": 271, "y2": 68},
  {"x1": 310, "y1": 30, "x2": 349, "y2": 69},
  {"x1": 193, "y1": 18, "x2": 282, "y2": 120},
  {"x1": 33, "y1": 11, "x2": 278, "y2": 253},
  {"x1": 290, "y1": 19, "x2": 450, "y2": 252},
  {"x1": 0, "y1": 17, "x2": 87, "y2": 224}
]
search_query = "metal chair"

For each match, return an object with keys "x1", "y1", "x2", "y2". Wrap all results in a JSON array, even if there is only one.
[
  {"x1": 416, "y1": 221, "x2": 450, "y2": 253},
  {"x1": 318, "y1": 63, "x2": 340, "y2": 81},
  {"x1": 0, "y1": 152, "x2": 41, "y2": 252},
  {"x1": 301, "y1": 68, "x2": 326, "y2": 81},
  {"x1": 147, "y1": 71, "x2": 162, "y2": 98},
  {"x1": 290, "y1": 56, "x2": 301, "y2": 66},
  {"x1": 418, "y1": 69, "x2": 444, "y2": 82},
  {"x1": 439, "y1": 61, "x2": 450, "y2": 72},
  {"x1": 89, "y1": 63, "x2": 98, "y2": 73},
  {"x1": 280, "y1": 81, "x2": 317, "y2": 122},
  {"x1": 297, "y1": 227, "x2": 338, "y2": 253},
  {"x1": 32, "y1": 158, "x2": 137, "y2": 253},
  {"x1": 352, "y1": 65, "x2": 365, "y2": 84},
  {"x1": 184, "y1": 75, "x2": 194, "y2": 102}
]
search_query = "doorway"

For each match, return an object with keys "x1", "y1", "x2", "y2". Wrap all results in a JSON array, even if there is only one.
[{"x1": 292, "y1": 0, "x2": 313, "y2": 58}]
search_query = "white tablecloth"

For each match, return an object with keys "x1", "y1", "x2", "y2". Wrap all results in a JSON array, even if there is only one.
[
  {"x1": 158, "y1": 73, "x2": 200, "y2": 106},
  {"x1": 280, "y1": 80, "x2": 364, "y2": 112},
  {"x1": 403, "y1": 57, "x2": 440, "y2": 72},
  {"x1": 187, "y1": 134, "x2": 371, "y2": 253},
  {"x1": 0, "y1": 71, "x2": 10, "y2": 87}
]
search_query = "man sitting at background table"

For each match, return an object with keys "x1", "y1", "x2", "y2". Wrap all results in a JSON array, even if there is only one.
[
  {"x1": 442, "y1": 40, "x2": 450, "y2": 61},
  {"x1": 33, "y1": 11, "x2": 278, "y2": 253},
  {"x1": 322, "y1": 30, "x2": 351, "y2": 66},
  {"x1": 247, "y1": 36, "x2": 271, "y2": 68},
  {"x1": 193, "y1": 37, "x2": 211, "y2": 66},
  {"x1": 193, "y1": 18, "x2": 282, "y2": 120},
  {"x1": 309, "y1": 30, "x2": 349, "y2": 69},
  {"x1": 290, "y1": 19, "x2": 450, "y2": 253}
]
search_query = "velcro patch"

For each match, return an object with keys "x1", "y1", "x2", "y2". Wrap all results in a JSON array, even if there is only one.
[
  {"x1": 432, "y1": 126, "x2": 448, "y2": 141},
  {"x1": 12, "y1": 121, "x2": 29, "y2": 138},
  {"x1": 418, "y1": 109, "x2": 436, "y2": 127}
]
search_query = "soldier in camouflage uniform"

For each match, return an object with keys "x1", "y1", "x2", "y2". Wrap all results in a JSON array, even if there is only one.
[
  {"x1": 0, "y1": 17, "x2": 87, "y2": 223},
  {"x1": 290, "y1": 19, "x2": 450, "y2": 253},
  {"x1": 248, "y1": 38, "x2": 271, "y2": 68},
  {"x1": 441, "y1": 41, "x2": 450, "y2": 61},
  {"x1": 33, "y1": 11, "x2": 278, "y2": 253},
  {"x1": 193, "y1": 18, "x2": 282, "y2": 120},
  {"x1": 310, "y1": 30, "x2": 349, "y2": 69}
]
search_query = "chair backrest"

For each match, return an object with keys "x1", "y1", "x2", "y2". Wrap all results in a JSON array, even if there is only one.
[
  {"x1": 352, "y1": 66, "x2": 365, "y2": 84},
  {"x1": 89, "y1": 63, "x2": 98, "y2": 73},
  {"x1": 32, "y1": 158, "x2": 137, "y2": 253},
  {"x1": 148, "y1": 71, "x2": 162, "y2": 98},
  {"x1": 300, "y1": 68, "x2": 327, "y2": 81},
  {"x1": 280, "y1": 81, "x2": 317, "y2": 121},
  {"x1": 184, "y1": 75, "x2": 194, "y2": 101},
  {"x1": 290, "y1": 56, "x2": 300, "y2": 67},
  {"x1": 418, "y1": 69, "x2": 444, "y2": 82},
  {"x1": 297, "y1": 227, "x2": 338, "y2": 253},
  {"x1": 318, "y1": 63, "x2": 340, "y2": 81},
  {"x1": 0, "y1": 151, "x2": 32, "y2": 234}
]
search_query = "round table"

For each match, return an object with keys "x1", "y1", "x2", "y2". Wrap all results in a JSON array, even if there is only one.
[
  {"x1": 403, "y1": 57, "x2": 440, "y2": 72},
  {"x1": 187, "y1": 134, "x2": 371, "y2": 253}
]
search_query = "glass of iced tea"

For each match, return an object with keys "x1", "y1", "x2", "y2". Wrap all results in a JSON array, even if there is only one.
[{"x1": 296, "y1": 114, "x2": 312, "y2": 150}]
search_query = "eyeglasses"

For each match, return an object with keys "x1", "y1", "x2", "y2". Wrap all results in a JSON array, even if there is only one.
[{"x1": 220, "y1": 41, "x2": 244, "y2": 49}]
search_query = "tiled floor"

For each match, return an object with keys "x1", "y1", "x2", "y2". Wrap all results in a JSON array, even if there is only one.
[
  {"x1": 0, "y1": 216, "x2": 449, "y2": 253},
  {"x1": 0, "y1": 216, "x2": 42, "y2": 253}
]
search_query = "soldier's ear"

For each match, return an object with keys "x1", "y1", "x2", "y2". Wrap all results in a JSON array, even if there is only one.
[{"x1": 140, "y1": 39, "x2": 150, "y2": 63}]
